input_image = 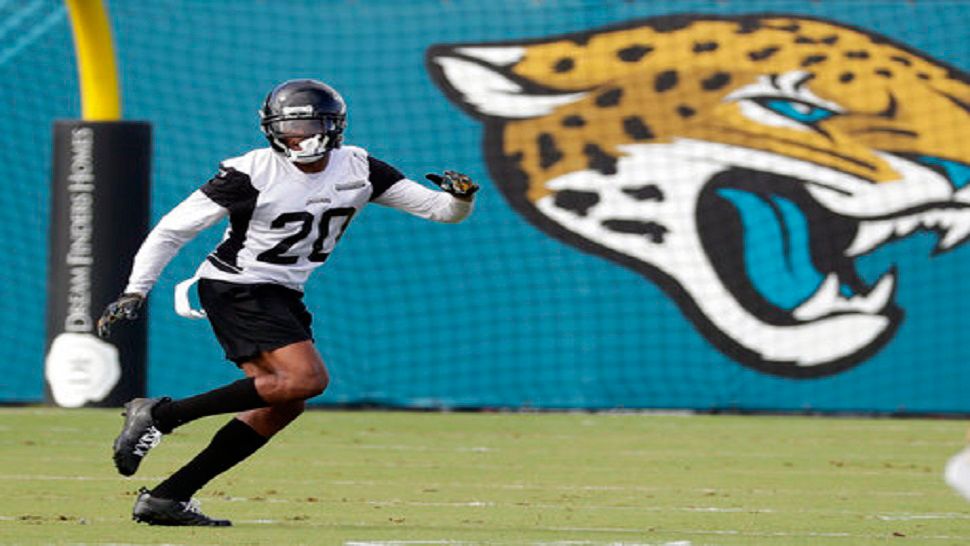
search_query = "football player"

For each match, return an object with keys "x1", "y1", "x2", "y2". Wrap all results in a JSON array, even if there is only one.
[{"x1": 97, "y1": 79, "x2": 477, "y2": 526}]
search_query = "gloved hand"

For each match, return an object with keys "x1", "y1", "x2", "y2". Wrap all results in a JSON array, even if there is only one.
[
  {"x1": 97, "y1": 293, "x2": 145, "y2": 338},
  {"x1": 425, "y1": 170, "x2": 479, "y2": 198}
]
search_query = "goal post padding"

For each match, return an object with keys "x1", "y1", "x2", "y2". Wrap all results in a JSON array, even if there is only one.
[{"x1": 45, "y1": 120, "x2": 151, "y2": 408}]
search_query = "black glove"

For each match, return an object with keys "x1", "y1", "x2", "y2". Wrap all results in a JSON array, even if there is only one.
[
  {"x1": 425, "y1": 170, "x2": 479, "y2": 198},
  {"x1": 96, "y1": 293, "x2": 145, "y2": 339}
]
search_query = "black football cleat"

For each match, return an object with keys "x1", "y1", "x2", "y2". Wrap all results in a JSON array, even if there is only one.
[
  {"x1": 132, "y1": 488, "x2": 231, "y2": 526},
  {"x1": 113, "y1": 397, "x2": 167, "y2": 476}
]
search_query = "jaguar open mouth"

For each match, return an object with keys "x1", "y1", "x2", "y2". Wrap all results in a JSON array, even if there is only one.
[{"x1": 697, "y1": 168, "x2": 900, "y2": 325}]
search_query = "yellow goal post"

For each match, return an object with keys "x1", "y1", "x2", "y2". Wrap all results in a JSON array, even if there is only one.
[{"x1": 64, "y1": 0, "x2": 120, "y2": 120}]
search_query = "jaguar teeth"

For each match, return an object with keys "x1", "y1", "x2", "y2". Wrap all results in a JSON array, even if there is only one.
[
  {"x1": 856, "y1": 272, "x2": 896, "y2": 314},
  {"x1": 846, "y1": 222, "x2": 894, "y2": 257},
  {"x1": 847, "y1": 209, "x2": 970, "y2": 257},
  {"x1": 793, "y1": 272, "x2": 895, "y2": 321},
  {"x1": 792, "y1": 274, "x2": 840, "y2": 321},
  {"x1": 938, "y1": 213, "x2": 970, "y2": 251}
]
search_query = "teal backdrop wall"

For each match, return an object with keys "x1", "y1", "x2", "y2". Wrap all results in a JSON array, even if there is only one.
[{"x1": 1, "y1": 0, "x2": 968, "y2": 412}]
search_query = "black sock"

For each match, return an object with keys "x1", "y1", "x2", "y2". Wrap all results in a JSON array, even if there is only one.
[
  {"x1": 151, "y1": 418, "x2": 268, "y2": 501},
  {"x1": 152, "y1": 377, "x2": 266, "y2": 433}
]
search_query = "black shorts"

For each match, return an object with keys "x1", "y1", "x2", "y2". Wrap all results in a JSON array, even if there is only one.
[{"x1": 198, "y1": 278, "x2": 313, "y2": 365}]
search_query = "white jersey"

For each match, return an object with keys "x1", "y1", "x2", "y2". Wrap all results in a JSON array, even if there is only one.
[{"x1": 124, "y1": 145, "x2": 472, "y2": 294}]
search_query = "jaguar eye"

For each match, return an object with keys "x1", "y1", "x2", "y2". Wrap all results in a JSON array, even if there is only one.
[{"x1": 755, "y1": 98, "x2": 837, "y2": 125}]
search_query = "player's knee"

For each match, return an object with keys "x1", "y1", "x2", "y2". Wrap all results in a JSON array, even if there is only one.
[
  {"x1": 304, "y1": 367, "x2": 329, "y2": 398},
  {"x1": 285, "y1": 365, "x2": 329, "y2": 400}
]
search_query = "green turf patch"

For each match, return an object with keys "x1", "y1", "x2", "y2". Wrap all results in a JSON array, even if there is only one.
[{"x1": 0, "y1": 408, "x2": 968, "y2": 545}]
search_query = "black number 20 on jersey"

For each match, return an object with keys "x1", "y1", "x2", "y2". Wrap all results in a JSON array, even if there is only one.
[{"x1": 256, "y1": 208, "x2": 356, "y2": 265}]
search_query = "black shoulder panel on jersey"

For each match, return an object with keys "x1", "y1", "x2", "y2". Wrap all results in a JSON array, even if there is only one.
[
  {"x1": 203, "y1": 165, "x2": 259, "y2": 271},
  {"x1": 367, "y1": 156, "x2": 405, "y2": 200},
  {"x1": 201, "y1": 166, "x2": 259, "y2": 212}
]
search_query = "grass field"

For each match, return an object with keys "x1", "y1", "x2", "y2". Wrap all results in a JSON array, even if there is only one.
[{"x1": 1, "y1": 408, "x2": 970, "y2": 545}]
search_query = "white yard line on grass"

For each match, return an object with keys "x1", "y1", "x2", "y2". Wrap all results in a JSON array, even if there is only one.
[
  {"x1": 0, "y1": 474, "x2": 167, "y2": 481},
  {"x1": 326, "y1": 479, "x2": 941, "y2": 497},
  {"x1": 344, "y1": 542, "x2": 472, "y2": 545},
  {"x1": 355, "y1": 444, "x2": 496, "y2": 453},
  {"x1": 222, "y1": 494, "x2": 970, "y2": 523},
  {"x1": 234, "y1": 518, "x2": 970, "y2": 541},
  {"x1": 343, "y1": 542, "x2": 692, "y2": 546},
  {"x1": 875, "y1": 512, "x2": 970, "y2": 521},
  {"x1": 0, "y1": 474, "x2": 949, "y2": 500}
]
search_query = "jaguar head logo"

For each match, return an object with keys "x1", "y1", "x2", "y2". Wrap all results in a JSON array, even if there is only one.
[{"x1": 427, "y1": 14, "x2": 970, "y2": 377}]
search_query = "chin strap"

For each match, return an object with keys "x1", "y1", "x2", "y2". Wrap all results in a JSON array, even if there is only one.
[{"x1": 281, "y1": 134, "x2": 329, "y2": 164}]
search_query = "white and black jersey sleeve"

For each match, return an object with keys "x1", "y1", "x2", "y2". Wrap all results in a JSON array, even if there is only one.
[
  {"x1": 368, "y1": 156, "x2": 406, "y2": 201},
  {"x1": 368, "y1": 156, "x2": 473, "y2": 223},
  {"x1": 123, "y1": 166, "x2": 256, "y2": 295}
]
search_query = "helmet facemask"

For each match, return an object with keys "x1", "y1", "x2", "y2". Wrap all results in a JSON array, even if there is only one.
[
  {"x1": 262, "y1": 116, "x2": 343, "y2": 163},
  {"x1": 260, "y1": 108, "x2": 346, "y2": 164},
  {"x1": 285, "y1": 134, "x2": 329, "y2": 164}
]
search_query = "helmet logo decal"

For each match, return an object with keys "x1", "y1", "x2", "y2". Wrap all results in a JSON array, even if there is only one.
[{"x1": 282, "y1": 105, "x2": 314, "y2": 116}]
